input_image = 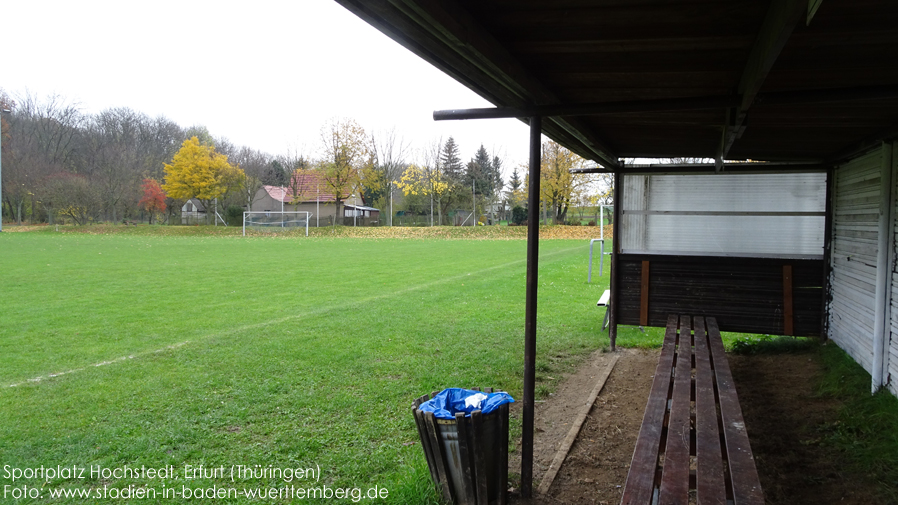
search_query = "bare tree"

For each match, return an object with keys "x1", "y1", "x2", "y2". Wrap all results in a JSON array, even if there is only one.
[
  {"x1": 81, "y1": 107, "x2": 150, "y2": 222},
  {"x1": 43, "y1": 172, "x2": 101, "y2": 225},
  {"x1": 369, "y1": 127, "x2": 409, "y2": 225},
  {"x1": 232, "y1": 146, "x2": 271, "y2": 210},
  {"x1": 4, "y1": 92, "x2": 84, "y2": 224}
]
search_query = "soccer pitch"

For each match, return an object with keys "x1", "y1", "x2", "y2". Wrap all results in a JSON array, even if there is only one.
[{"x1": 0, "y1": 232, "x2": 610, "y2": 503}]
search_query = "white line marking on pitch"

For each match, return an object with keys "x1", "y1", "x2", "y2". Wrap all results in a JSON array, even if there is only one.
[{"x1": 4, "y1": 245, "x2": 581, "y2": 389}]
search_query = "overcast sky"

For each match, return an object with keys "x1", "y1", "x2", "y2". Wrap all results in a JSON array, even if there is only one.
[{"x1": 4, "y1": 0, "x2": 533, "y2": 173}]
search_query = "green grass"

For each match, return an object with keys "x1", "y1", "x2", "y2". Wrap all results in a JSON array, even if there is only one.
[
  {"x1": 614, "y1": 325, "x2": 754, "y2": 350},
  {"x1": 816, "y1": 343, "x2": 898, "y2": 502},
  {"x1": 728, "y1": 334, "x2": 819, "y2": 355},
  {"x1": 728, "y1": 336, "x2": 898, "y2": 502},
  {"x1": 0, "y1": 232, "x2": 610, "y2": 504}
]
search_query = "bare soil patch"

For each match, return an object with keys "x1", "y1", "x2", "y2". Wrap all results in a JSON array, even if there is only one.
[
  {"x1": 507, "y1": 346, "x2": 879, "y2": 505},
  {"x1": 729, "y1": 352, "x2": 879, "y2": 504}
]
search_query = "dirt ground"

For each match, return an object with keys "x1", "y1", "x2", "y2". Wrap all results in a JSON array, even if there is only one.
[{"x1": 506, "y1": 346, "x2": 880, "y2": 505}]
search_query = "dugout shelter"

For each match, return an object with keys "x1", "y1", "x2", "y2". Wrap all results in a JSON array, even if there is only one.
[{"x1": 334, "y1": 0, "x2": 898, "y2": 496}]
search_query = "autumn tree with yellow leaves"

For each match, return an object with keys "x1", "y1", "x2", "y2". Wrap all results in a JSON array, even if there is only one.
[
  {"x1": 395, "y1": 162, "x2": 449, "y2": 226},
  {"x1": 528, "y1": 140, "x2": 596, "y2": 224},
  {"x1": 162, "y1": 136, "x2": 244, "y2": 224},
  {"x1": 318, "y1": 118, "x2": 371, "y2": 225}
]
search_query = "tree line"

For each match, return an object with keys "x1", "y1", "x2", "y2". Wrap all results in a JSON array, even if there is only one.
[{"x1": 0, "y1": 90, "x2": 606, "y2": 226}]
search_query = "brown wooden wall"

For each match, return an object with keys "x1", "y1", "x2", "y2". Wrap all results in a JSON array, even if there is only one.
[{"x1": 617, "y1": 254, "x2": 824, "y2": 336}]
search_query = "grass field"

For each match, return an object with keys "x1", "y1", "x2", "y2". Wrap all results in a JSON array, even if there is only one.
[{"x1": 0, "y1": 228, "x2": 637, "y2": 504}]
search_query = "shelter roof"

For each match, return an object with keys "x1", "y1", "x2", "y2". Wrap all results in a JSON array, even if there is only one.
[
  {"x1": 335, "y1": 0, "x2": 898, "y2": 168},
  {"x1": 345, "y1": 204, "x2": 381, "y2": 212}
]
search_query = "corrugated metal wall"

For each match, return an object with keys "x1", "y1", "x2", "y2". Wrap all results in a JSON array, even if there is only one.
[
  {"x1": 890, "y1": 148, "x2": 898, "y2": 396},
  {"x1": 829, "y1": 146, "x2": 889, "y2": 381}
]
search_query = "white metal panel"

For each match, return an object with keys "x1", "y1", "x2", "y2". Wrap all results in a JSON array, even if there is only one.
[
  {"x1": 829, "y1": 148, "x2": 883, "y2": 377},
  {"x1": 641, "y1": 215, "x2": 825, "y2": 256},
  {"x1": 646, "y1": 173, "x2": 826, "y2": 212},
  {"x1": 620, "y1": 172, "x2": 826, "y2": 256},
  {"x1": 621, "y1": 175, "x2": 648, "y2": 251}
]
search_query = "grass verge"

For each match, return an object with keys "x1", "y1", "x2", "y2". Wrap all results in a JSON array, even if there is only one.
[
  {"x1": 731, "y1": 336, "x2": 898, "y2": 503},
  {"x1": 817, "y1": 343, "x2": 898, "y2": 502}
]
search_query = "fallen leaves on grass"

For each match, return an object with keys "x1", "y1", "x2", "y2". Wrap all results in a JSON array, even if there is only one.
[{"x1": 15, "y1": 223, "x2": 613, "y2": 240}]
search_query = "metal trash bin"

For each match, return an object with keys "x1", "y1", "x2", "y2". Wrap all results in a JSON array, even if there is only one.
[{"x1": 412, "y1": 387, "x2": 511, "y2": 505}]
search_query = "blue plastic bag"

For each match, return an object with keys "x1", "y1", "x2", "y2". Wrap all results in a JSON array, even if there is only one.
[{"x1": 416, "y1": 388, "x2": 515, "y2": 420}]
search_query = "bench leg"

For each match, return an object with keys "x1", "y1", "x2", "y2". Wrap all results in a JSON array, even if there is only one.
[{"x1": 602, "y1": 307, "x2": 610, "y2": 332}]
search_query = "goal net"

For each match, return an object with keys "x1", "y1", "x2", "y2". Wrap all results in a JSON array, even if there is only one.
[{"x1": 243, "y1": 211, "x2": 310, "y2": 236}]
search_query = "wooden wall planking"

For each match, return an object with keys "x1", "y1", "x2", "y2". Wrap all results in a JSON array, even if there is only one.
[{"x1": 617, "y1": 254, "x2": 823, "y2": 336}]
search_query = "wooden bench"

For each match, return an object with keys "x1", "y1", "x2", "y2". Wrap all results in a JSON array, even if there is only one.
[
  {"x1": 621, "y1": 314, "x2": 763, "y2": 505},
  {"x1": 596, "y1": 289, "x2": 611, "y2": 332}
]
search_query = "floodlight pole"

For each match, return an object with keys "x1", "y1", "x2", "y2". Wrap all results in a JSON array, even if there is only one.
[{"x1": 0, "y1": 109, "x2": 8, "y2": 232}]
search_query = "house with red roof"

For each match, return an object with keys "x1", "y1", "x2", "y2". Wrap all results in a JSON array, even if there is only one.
[{"x1": 250, "y1": 171, "x2": 379, "y2": 226}]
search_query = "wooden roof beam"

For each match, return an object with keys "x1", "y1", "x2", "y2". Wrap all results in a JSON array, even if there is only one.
[
  {"x1": 573, "y1": 162, "x2": 829, "y2": 174},
  {"x1": 434, "y1": 84, "x2": 898, "y2": 120},
  {"x1": 718, "y1": 0, "x2": 807, "y2": 167}
]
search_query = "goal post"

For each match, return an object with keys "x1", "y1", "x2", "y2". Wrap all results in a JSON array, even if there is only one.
[{"x1": 243, "y1": 211, "x2": 311, "y2": 236}]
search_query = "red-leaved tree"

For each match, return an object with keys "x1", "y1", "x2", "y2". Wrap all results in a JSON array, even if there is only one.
[{"x1": 139, "y1": 178, "x2": 167, "y2": 224}]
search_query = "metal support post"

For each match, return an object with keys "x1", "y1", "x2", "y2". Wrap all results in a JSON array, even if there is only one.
[{"x1": 521, "y1": 115, "x2": 541, "y2": 499}]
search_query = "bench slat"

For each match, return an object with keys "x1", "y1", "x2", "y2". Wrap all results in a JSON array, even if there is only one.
[
  {"x1": 707, "y1": 317, "x2": 764, "y2": 505},
  {"x1": 694, "y1": 316, "x2": 726, "y2": 505},
  {"x1": 621, "y1": 313, "x2": 679, "y2": 505},
  {"x1": 659, "y1": 315, "x2": 692, "y2": 503}
]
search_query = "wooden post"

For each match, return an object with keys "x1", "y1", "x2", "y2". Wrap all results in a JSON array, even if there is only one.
[
  {"x1": 454, "y1": 412, "x2": 477, "y2": 504},
  {"x1": 470, "y1": 411, "x2": 489, "y2": 505},
  {"x1": 640, "y1": 260, "x2": 650, "y2": 326},
  {"x1": 412, "y1": 396, "x2": 439, "y2": 485},
  {"x1": 783, "y1": 264, "x2": 794, "y2": 335},
  {"x1": 499, "y1": 404, "x2": 509, "y2": 505},
  {"x1": 424, "y1": 412, "x2": 454, "y2": 503}
]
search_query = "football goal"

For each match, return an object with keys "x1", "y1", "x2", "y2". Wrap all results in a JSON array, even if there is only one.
[{"x1": 243, "y1": 211, "x2": 311, "y2": 236}]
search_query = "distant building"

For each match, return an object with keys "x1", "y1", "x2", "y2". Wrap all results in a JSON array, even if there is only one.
[
  {"x1": 250, "y1": 171, "x2": 379, "y2": 226},
  {"x1": 181, "y1": 199, "x2": 206, "y2": 224},
  {"x1": 343, "y1": 203, "x2": 380, "y2": 225}
]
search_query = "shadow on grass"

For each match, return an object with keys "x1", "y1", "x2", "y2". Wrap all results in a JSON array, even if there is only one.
[
  {"x1": 728, "y1": 334, "x2": 819, "y2": 355},
  {"x1": 816, "y1": 343, "x2": 898, "y2": 503},
  {"x1": 730, "y1": 335, "x2": 898, "y2": 503}
]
